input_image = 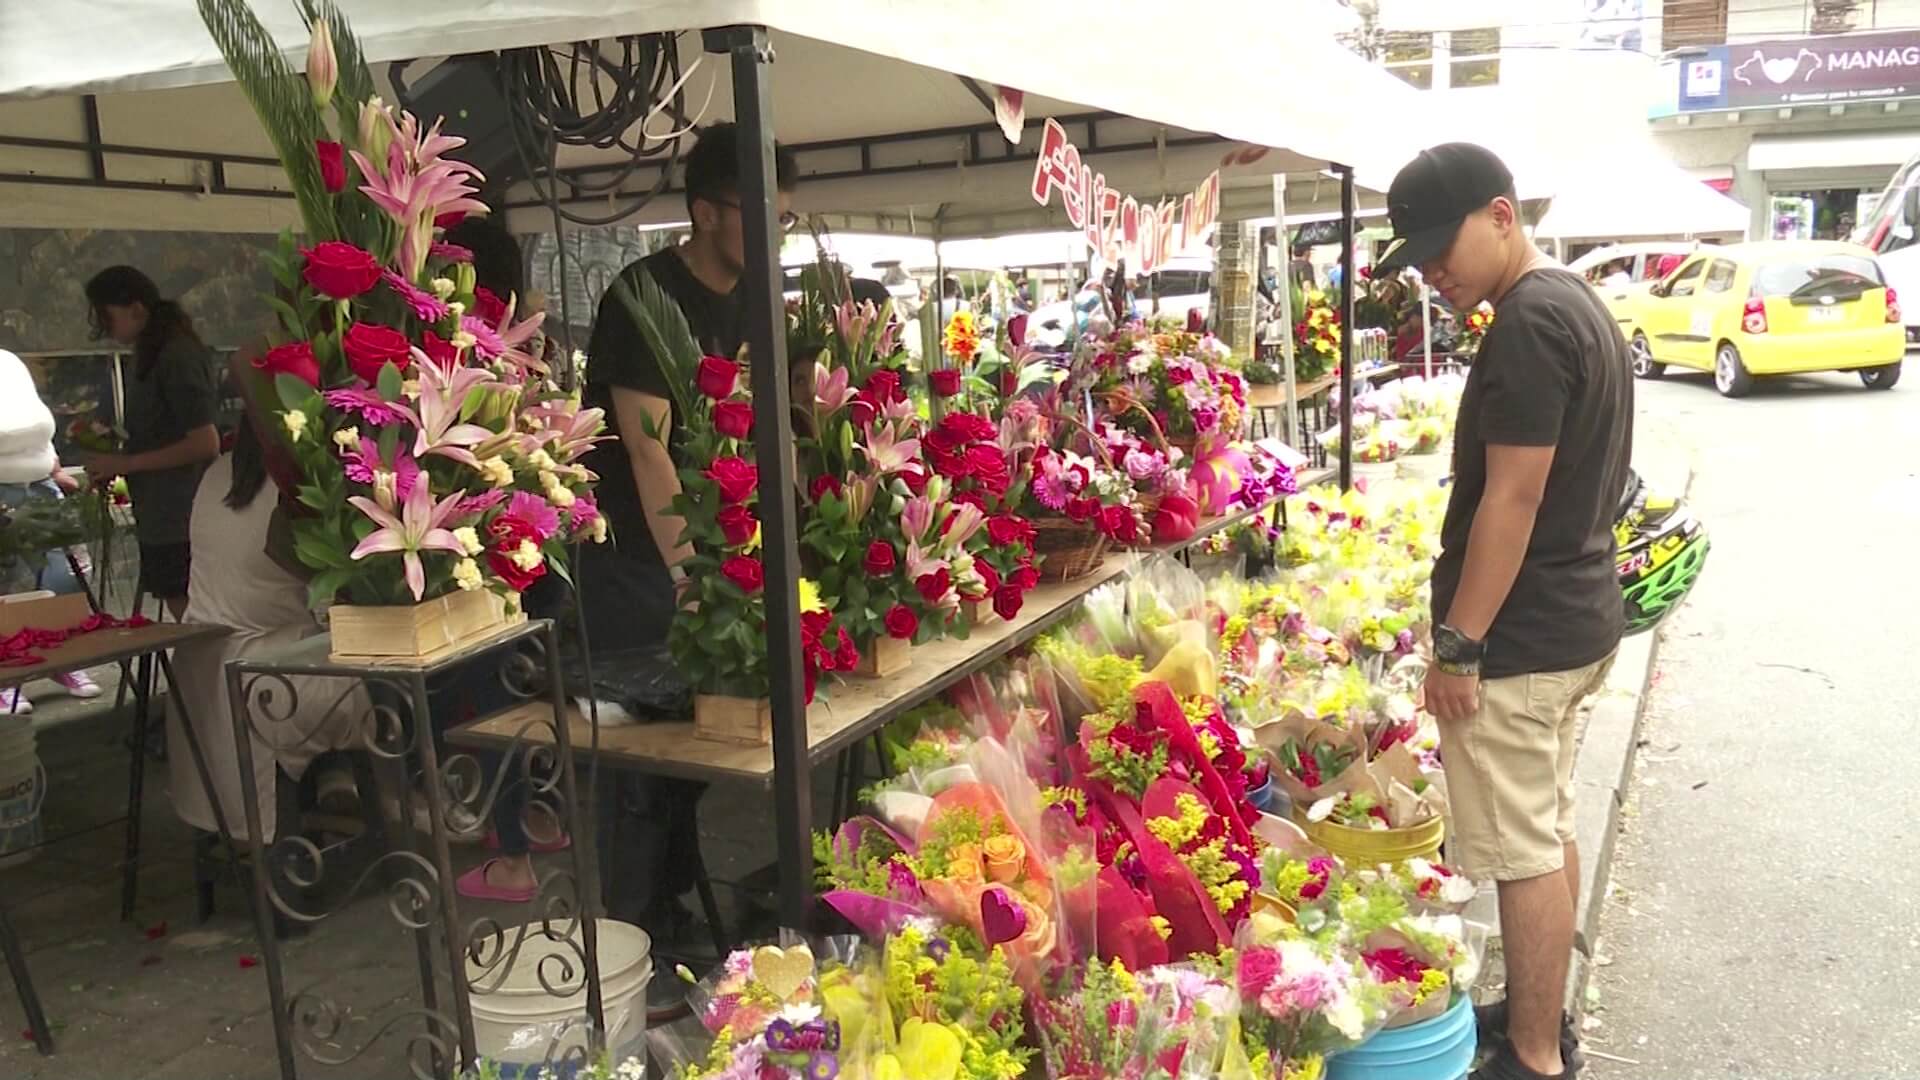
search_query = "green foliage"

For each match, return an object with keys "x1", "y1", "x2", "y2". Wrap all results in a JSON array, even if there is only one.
[
  {"x1": 612, "y1": 268, "x2": 700, "y2": 431},
  {"x1": 196, "y1": 0, "x2": 336, "y2": 240}
]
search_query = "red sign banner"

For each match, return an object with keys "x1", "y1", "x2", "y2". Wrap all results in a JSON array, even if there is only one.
[{"x1": 1029, "y1": 117, "x2": 1220, "y2": 274}]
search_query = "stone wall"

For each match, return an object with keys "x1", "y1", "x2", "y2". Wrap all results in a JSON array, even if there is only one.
[{"x1": 0, "y1": 227, "x2": 277, "y2": 354}]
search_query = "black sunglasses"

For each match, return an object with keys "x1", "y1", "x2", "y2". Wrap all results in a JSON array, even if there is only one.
[{"x1": 708, "y1": 195, "x2": 798, "y2": 232}]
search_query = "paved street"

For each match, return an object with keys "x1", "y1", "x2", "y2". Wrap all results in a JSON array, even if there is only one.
[{"x1": 1587, "y1": 367, "x2": 1920, "y2": 1077}]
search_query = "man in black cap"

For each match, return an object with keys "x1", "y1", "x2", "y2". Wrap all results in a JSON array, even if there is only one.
[{"x1": 1377, "y1": 143, "x2": 1632, "y2": 1080}]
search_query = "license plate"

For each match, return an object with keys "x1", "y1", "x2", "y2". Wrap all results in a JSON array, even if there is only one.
[{"x1": 1809, "y1": 306, "x2": 1844, "y2": 323}]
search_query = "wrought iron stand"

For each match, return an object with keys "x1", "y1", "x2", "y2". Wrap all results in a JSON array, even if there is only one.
[{"x1": 223, "y1": 619, "x2": 603, "y2": 1080}]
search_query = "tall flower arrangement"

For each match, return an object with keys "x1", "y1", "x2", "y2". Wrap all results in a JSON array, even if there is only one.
[
  {"x1": 200, "y1": 0, "x2": 605, "y2": 608},
  {"x1": 1293, "y1": 291, "x2": 1340, "y2": 383}
]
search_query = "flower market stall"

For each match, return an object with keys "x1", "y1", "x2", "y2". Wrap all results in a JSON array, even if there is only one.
[{"x1": 0, "y1": 3, "x2": 1442, "y2": 1075}]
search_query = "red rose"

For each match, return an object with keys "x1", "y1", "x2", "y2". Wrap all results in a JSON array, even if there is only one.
[
  {"x1": 900, "y1": 465, "x2": 929, "y2": 496},
  {"x1": 473, "y1": 286, "x2": 509, "y2": 327},
  {"x1": 721, "y1": 555, "x2": 765, "y2": 594},
  {"x1": 993, "y1": 583, "x2": 1025, "y2": 620},
  {"x1": 862, "y1": 540, "x2": 896, "y2": 576},
  {"x1": 1014, "y1": 560, "x2": 1040, "y2": 589},
  {"x1": 1166, "y1": 364, "x2": 1195, "y2": 386},
  {"x1": 301, "y1": 241, "x2": 383, "y2": 300},
  {"x1": 801, "y1": 609, "x2": 831, "y2": 649},
  {"x1": 810, "y1": 474, "x2": 844, "y2": 505},
  {"x1": 928, "y1": 447, "x2": 970, "y2": 481},
  {"x1": 884, "y1": 604, "x2": 919, "y2": 641},
  {"x1": 987, "y1": 514, "x2": 1031, "y2": 548},
  {"x1": 951, "y1": 489, "x2": 988, "y2": 513},
  {"x1": 924, "y1": 425, "x2": 962, "y2": 454},
  {"x1": 834, "y1": 632, "x2": 860, "y2": 673},
  {"x1": 915, "y1": 567, "x2": 951, "y2": 606},
  {"x1": 1065, "y1": 497, "x2": 1100, "y2": 523},
  {"x1": 930, "y1": 369, "x2": 962, "y2": 396},
  {"x1": 485, "y1": 517, "x2": 546, "y2": 592},
  {"x1": 433, "y1": 211, "x2": 468, "y2": 229},
  {"x1": 712, "y1": 401, "x2": 754, "y2": 440},
  {"x1": 716, "y1": 504, "x2": 758, "y2": 547},
  {"x1": 341, "y1": 321, "x2": 413, "y2": 385},
  {"x1": 315, "y1": 139, "x2": 346, "y2": 193},
  {"x1": 253, "y1": 340, "x2": 320, "y2": 388},
  {"x1": 848, "y1": 399, "x2": 876, "y2": 429},
  {"x1": 697, "y1": 355, "x2": 740, "y2": 399},
  {"x1": 1099, "y1": 503, "x2": 1140, "y2": 544},
  {"x1": 977, "y1": 561, "x2": 1000, "y2": 595},
  {"x1": 863, "y1": 369, "x2": 901, "y2": 404},
  {"x1": 705, "y1": 456, "x2": 758, "y2": 504},
  {"x1": 420, "y1": 330, "x2": 459, "y2": 371},
  {"x1": 940, "y1": 411, "x2": 995, "y2": 443}
]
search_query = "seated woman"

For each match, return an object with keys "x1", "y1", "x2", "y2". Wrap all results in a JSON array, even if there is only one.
[{"x1": 165, "y1": 408, "x2": 361, "y2": 847}]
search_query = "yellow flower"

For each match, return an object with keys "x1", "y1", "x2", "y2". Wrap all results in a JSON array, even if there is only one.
[
  {"x1": 452, "y1": 558, "x2": 484, "y2": 591},
  {"x1": 281, "y1": 410, "x2": 307, "y2": 441},
  {"x1": 452, "y1": 526, "x2": 484, "y2": 556},
  {"x1": 332, "y1": 425, "x2": 359, "y2": 449},
  {"x1": 478, "y1": 457, "x2": 515, "y2": 487},
  {"x1": 944, "y1": 842, "x2": 985, "y2": 885},
  {"x1": 528, "y1": 448, "x2": 558, "y2": 472},
  {"x1": 508, "y1": 539, "x2": 543, "y2": 571},
  {"x1": 430, "y1": 277, "x2": 456, "y2": 300},
  {"x1": 589, "y1": 516, "x2": 609, "y2": 543},
  {"x1": 943, "y1": 310, "x2": 980, "y2": 364},
  {"x1": 798, "y1": 577, "x2": 825, "y2": 614},
  {"x1": 982, "y1": 835, "x2": 1026, "y2": 883},
  {"x1": 546, "y1": 483, "x2": 577, "y2": 509},
  {"x1": 1150, "y1": 915, "x2": 1172, "y2": 940}
]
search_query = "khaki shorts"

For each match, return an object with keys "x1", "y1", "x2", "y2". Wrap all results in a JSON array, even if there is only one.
[{"x1": 1438, "y1": 652, "x2": 1616, "y2": 882}]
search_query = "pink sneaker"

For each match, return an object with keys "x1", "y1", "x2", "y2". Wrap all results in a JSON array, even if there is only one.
[
  {"x1": 455, "y1": 858, "x2": 536, "y2": 903},
  {"x1": 0, "y1": 687, "x2": 31, "y2": 715},
  {"x1": 55, "y1": 670, "x2": 102, "y2": 699}
]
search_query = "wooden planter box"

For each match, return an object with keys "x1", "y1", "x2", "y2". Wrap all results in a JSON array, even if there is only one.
[
  {"x1": 851, "y1": 634, "x2": 911, "y2": 678},
  {"x1": 694, "y1": 693, "x2": 773, "y2": 745},
  {"x1": 963, "y1": 599, "x2": 995, "y2": 627},
  {"x1": 328, "y1": 589, "x2": 521, "y2": 665}
]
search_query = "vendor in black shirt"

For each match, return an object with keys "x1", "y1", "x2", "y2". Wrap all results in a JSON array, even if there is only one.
[
  {"x1": 578, "y1": 122, "x2": 798, "y2": 944},
  {"x1": 82, "y1": 267, "x2": 221, "y2": 618}
]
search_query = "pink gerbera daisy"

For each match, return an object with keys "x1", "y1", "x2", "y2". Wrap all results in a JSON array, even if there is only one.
[
  {"x1": 462, "y1": 314, "x2": 507, "y2": 361},
  {"x1": 325, "y1": 386, "x2": 410, "y2": 428},
  {"x1": 429, "y1": 242, "x2": 473, "y2": 264},
  {"x1": 383, "y1": 269, "x2": 449, "y2": 322}
]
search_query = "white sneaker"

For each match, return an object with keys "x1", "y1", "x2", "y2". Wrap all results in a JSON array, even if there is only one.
[
  {"x1": 55, "y1": 670, "x2": 102, "y2": 699},
  {"x1": 0, "y1": 687, "x2": 32, "y2": 715}
]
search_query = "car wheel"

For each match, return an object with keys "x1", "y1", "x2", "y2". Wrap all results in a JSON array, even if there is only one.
[
  {"x1": 1861, "y1": 361, "x2": 1902, "y2": 390},
  {"x1": 1714, "y1": 343, "x2": 1753, "y2": 398},
  {"x1": 1630, "y1": 333, "x2": 1665, "y2": 379}
]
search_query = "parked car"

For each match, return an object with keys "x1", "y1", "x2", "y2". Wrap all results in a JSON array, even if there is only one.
[
  {"x1": 1570, "y1": 241, "x2": 1699, "y2": 331},
  {"x1": 1619, "y1": 240, "x2": 1903, "y2": 398}
]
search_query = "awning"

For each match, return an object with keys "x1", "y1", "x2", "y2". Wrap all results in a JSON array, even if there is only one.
[
  {"x1": 1748, "y1": 131, "x2": 1920, "y2": 173},
  {"x1": 1534, "y1": 154, "x2": 1750, "y2": 240}
]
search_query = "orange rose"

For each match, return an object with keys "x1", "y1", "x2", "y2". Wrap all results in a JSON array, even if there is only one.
[
  {"x1": 982, "y1": 835, "x2": 1026, "y2": 884},
  {"x1": 945, "y1": 842, "x2": 984, "y2": 885}
]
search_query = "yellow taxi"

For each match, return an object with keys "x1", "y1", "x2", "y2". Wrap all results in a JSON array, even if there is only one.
[{"x1": 1619, "y1": 240, "x2": 1903, "y2": 398}]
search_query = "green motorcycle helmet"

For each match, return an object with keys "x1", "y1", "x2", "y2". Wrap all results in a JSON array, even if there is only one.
[{"x1": 1615, "y1": 473, "x2": 1709, "y2": 636}]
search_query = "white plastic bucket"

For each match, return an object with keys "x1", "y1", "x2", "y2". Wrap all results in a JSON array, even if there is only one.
[
  {"x1": 0, "y1": 721, "x2": 44, "y2": 868},
  {"x1": 1353, "y1": 459, "x2": 1400, "y2": 487},
  {"x1": 466, "y1": 918, "x2": 653, "y2": 1073},
  {"x1": 1398, "y1": 453, "x2": 1450, "y2": 483}
]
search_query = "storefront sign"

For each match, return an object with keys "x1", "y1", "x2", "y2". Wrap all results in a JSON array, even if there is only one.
[
  {"x1": 1029, "y1": 117, "x2": 1220, "y2": 273},
  {"x1": 1673, "y1": 30, "x2": 1920, "y2": 113}
]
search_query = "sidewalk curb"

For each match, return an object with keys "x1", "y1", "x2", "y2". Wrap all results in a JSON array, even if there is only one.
[{"x1": 1564, "y1": 462, "x2": 1693, "y2": 1018}]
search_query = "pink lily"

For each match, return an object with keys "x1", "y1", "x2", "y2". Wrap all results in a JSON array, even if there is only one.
[
  {"x1": 392, "y1": 348, "x2": 496, "y2": 466},
  {"x1": 348, "y1": 481, "x2": 468, "y2": 601},
  {"x1": 524, "y1": 400, "x2": 610, "y2": 463},
  {"x1": 939, "y1": 501, "x2": 985, "y2": 552},
  {"x1": 813, "y1": 362, "x2": 852, "y2": 413},
  {"x1": 862, "y1": 424, "x2": 921, "y2": 475},
  {"x1": 904, "y1": 541, "x2": 945, "y2": 582},
  {"x1": 349, "y1": 108, "x2": 489, "y2": 275},
  {"x1": 901, "y1": 494, "x2": 935, "y2": 543},
  {"x1": 834, "y1": 300, "x2": 872, "y2": 350},
  {"x1": 466, "y1": 291, "x2": 548, "y2": 372}
]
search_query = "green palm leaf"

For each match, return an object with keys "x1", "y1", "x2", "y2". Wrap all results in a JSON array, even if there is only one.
[
  {"x1": 613, "y1": 267, "x2": 702, "y2": 429},
  {"x1": 195, "y1": 0, "x2": 335, "y2": 240}
]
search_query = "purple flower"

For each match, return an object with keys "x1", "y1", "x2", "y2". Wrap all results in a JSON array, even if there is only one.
[
  {"x1": 383, "y1": 269, "x2": 449, "y2": 322},
  {"x1": 326, "y1": 386, "x2": 410, "y2": 427},
  {"x1": 429, "y1": 241, "x2": 473, "y2": 264},
  {"x1": 924, "y1": 936, "x2": 951, "y2": 962},
  {"x1": 886, "y1": 859, "x2": 924, "y2": 903},
  {"x1": 506, "y1": 489, "x2": 561, "y2": 542},
  {"x1": 462, "y1": 314, "x2": 507, "y2": 360}
]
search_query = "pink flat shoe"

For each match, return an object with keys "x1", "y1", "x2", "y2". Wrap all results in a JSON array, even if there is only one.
[
  {"x1": 455, "y1": 859, "x2": 535, "y2": 903},
  {"x1": 485, "y1": 828, "x2": 571, "y2": 855}
]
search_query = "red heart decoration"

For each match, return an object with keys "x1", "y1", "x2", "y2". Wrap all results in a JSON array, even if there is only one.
[{"x1": 980, "y1": 886, "x2": 1027, "y2": 946}]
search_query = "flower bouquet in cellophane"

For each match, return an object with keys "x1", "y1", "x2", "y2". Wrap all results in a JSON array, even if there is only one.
[
  {"x1": 1221, "y1": 912, "x2": 1395, "y2": 1080},
  {"x1": 1032, "y1": 959, "x2": 1238, "y2": 1080}
]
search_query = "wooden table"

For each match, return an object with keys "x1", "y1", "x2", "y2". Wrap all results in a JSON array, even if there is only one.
[
  {"x1": 0, "y1": 620, "x2": 230, "y2": 1057},
  {"x1": 449, "y1": 505, "x2": 1282, "y2": 785}
]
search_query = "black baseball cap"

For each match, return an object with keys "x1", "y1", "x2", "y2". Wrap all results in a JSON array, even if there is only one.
[{"x1": 1376, "y1": 143, "x2": 1516, "y2": 272}]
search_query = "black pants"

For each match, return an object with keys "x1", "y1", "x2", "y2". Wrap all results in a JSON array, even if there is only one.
[{"x1": 573, "y1": 541, "x2": 707, "y2": 930}]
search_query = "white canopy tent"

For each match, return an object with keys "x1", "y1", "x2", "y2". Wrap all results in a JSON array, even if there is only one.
[
  {"x1": 0, "y1": 0, "x2": 1424, "y2": 236},
  {"x1": 1535, "y1": 155, "x2": 1750, "y2": 242}
]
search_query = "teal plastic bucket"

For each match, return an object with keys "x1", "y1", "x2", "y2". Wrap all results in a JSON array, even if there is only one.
[{"x1": 1328, "y1": 993, "x2": 1476, "y2": 1080}]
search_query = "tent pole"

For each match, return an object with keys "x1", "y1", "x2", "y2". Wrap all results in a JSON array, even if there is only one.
[
  {"x1": 1273, "y1": 174, "x2": 1300, "y2": 452},
  {"x1": 709, "y1": 24, "x2": 812, "y2": 929},
  {"x1": 1337, "y1": 163, "x2": 1355, "y2": 492},
  {"x1": 1421, "y1": 279, "x2": 1433, "y2": 380}
]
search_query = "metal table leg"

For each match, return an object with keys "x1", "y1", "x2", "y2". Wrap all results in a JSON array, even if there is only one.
[
  {"x1": 121, "y1": 652, "x2": 153, "y2": 921},
  {"x1": 0, "y1": 902, "x2": 51, "y2": 1055}
]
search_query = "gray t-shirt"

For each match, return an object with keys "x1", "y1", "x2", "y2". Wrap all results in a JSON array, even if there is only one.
[{"x1": 122, "y1": 335, "x2": 217, "y2": 545}]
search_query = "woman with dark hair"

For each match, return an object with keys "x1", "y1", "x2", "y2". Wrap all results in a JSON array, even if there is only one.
[
  {"x1": 81, "y1": 266, "x2": 220, "y2": 617},
  {"x1": 165, "y1": 408, "x2": 359, "y2": 846}
]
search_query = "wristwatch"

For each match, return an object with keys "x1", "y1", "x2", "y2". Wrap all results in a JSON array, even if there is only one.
[{"x1": 1432, "y1": 623, "x2": 1484, "y2": 676}]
